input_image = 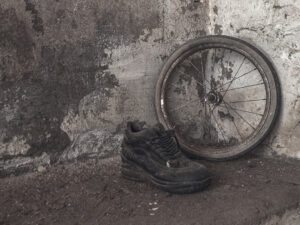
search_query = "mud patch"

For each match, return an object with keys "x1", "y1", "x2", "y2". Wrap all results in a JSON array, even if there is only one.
[
  {"x1": 218, "y1": 110, "x2": 234, "y2": 121},
  {"x1": 180, "y1": 0, "x2": 205, "y2": 14},
  {"x1": 0, "y1": 7, "x2": 35, "y2": 82},
  {"x1": 214, "y1": 24, "x2": 223, "y2": 34},
  {"x1": 94, "y1": 0, "x2": 160, "y2": 45},
  {"x1": 95, "y1": 71, "x2": 119, "y2": 97},
  {"x1": 24, "y1": 0, "x2": 44, "y2": 34},
  {"x1": 59, "y1": 130, "x2": 122, "y2": 162},
  {"x1": 213, "y1": 5, "x2": 218, "y2": 15},
  {"x1": 0, "y1": 37, "x2": 119, "y2": 163},
  {"x1": 0, "y1": 81, "x2": 70, "y2": 158}
]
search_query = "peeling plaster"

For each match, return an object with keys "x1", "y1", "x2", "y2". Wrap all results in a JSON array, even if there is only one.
[
  {"x1": 0, "y1": 136, "x2": 30, "y2": 157},
  {"x1": 59, "y1": 130, "x2": 122, "y2": 162},
  {"x1": 0, "y1": 152, "x2": 50, "y2": 177}
]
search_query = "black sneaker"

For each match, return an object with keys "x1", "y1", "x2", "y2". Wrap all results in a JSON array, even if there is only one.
[{"x1": 121, "y1": 121, "x2": 211, "y2": 194}]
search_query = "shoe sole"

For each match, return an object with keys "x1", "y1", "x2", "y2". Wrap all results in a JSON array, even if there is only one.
[{"x1": 121, "y1": 155, "x2": 211, "y2": 194}]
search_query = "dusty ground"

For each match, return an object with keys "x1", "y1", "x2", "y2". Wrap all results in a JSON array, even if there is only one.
[{"x1": 0, "y1": 154, "x2": 299, "y2": 225}]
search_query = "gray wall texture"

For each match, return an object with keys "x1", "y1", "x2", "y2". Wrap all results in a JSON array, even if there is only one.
[
  {"x1": 209, "y1": 0, "x2": 300, "y2": 158},
  {"x1": 0, "y1": 0, "x2": 299, "y2": 175}
]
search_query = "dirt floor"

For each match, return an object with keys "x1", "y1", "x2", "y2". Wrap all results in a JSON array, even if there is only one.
[{"x1": 0, "y1": 153, "x2": 299, "y2": 225}]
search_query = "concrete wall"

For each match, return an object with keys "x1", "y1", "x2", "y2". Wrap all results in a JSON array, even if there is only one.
[
  {"x1": 0, "y1": 0, "x2": 209, "y2": 175},
  {"x1": 0, "y1": 0, "x2": 299, "y2": 175},
  {"x1": 209, "y1": 0, "x2": 300, "y2": 158}
]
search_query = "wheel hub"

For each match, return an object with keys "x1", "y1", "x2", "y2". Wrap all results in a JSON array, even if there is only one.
[{"x1": 205, "y1": 91, "x2": 222, "y2": 104}]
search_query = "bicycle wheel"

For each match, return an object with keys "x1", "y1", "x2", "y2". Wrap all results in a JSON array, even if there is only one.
[{"x1": 155, "y1": 35, "x2": 281, "y2": 160}]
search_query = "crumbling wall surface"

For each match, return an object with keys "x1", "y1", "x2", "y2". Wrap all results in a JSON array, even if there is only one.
[
  {"x1": 1, "y1": 0, "x2": 299, "y2": 176},
  {"x1": 209, "y1": 0, "x2": 300, "y2": 159},
  {"x1": 0, "y1": 0, "x2": 209, "y2": 175}
]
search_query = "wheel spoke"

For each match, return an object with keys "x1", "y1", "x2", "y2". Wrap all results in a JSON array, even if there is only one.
[
  {"x1": 229, "y1": 98, "x2": 266, "y2": 103},
  {"x1": 166, "y1": 82, "x2": 204, "y2": 100},
  {"x1": 223, "y1": 103, "x2": 243, "y2": 140},
  {"x1": 166, "y1": 96, "x2": 198, "y2": 102},
  {"x1": 208, "y1": 103, "x2": 217, "y2": 138},
  {"x1": 200, "y1": 52, "x2": 206, "y2": 81},
  {"x1": 219, "y1": 83, "x2": 264, "y2": 92},
  {"x1": 209, "y1": 104, "x2": 226, "y2": 141},
  {"x1": 209, "y1": 48, "x2": 218, "y2": 90},
  {"x1": 211, "y1": 48, "x2": 216, "y2": 75},
  {"x1": 204, "y1": 94, "x2": 207, "y2": 116},
  {"x1": 222, "y1": 49, "x2": 230, "y2": 88},
  {"x1": 166, "y1": 83, "x2": 180, "y2": 90},
  {"x1": 178, "y1": 70, "x2": 207, "y2": 89},
  {"x1": 221, "y1": 56, "x2": 246, "y2": 99},
  {"x1": 200, "y1": 51, "x2": 208, "y2": 116},
  {"x1": 222, "y1": 101, "x2": 256, "y2": 129},
  {"x1": 218, "y1": 68, "x2": 257, "y2": 89},
  {"x1": 201, "y1": 52, "x2": 207, "y2": 115},
  {"x1": 214, "y1": 49, "x2": 227, "y2": 90},
  {"x1": 219, "y1": 104, "x2": 263, "y2": 116},
  {"x1": 208, "y1": 103, "x2": 217, "y2": 115},
  {"x1": 187, "y1": 60, "x2": 211, "y2": 88}
]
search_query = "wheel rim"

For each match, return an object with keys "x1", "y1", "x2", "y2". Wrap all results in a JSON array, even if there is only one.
[{"x1": 158, "y1": 43, "x2": 274, "y2": 159}]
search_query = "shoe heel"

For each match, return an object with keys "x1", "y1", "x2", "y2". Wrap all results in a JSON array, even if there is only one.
[{"x1": 121, "y1": 156, "x2": 144, "y2": 182}]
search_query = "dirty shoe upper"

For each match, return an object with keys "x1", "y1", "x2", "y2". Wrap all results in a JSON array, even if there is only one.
[{"x1": 121, "y1": 121, "x2": 211, "y2": 194}]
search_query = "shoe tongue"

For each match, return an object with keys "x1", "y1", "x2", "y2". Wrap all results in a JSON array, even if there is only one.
[
  {"x1": 139, "y1": 123, "x2": 165, "y2": 138},
  {"x1": 131, "y1": 121, "x2": 145, "y2": 132}
]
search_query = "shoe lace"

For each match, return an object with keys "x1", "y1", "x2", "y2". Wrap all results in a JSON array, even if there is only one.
[{"x1": 151, "y1": 130, "x2": 180, "y2": 165}]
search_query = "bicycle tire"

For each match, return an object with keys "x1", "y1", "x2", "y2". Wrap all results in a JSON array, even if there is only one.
[{"x1": 155, "y1": 35, "x2": 281, "y2": 160}]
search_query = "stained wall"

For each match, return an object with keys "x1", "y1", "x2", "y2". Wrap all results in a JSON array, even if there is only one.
[{"x1": 0, "y1": 0, "x2": 209, "y2": 175}]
